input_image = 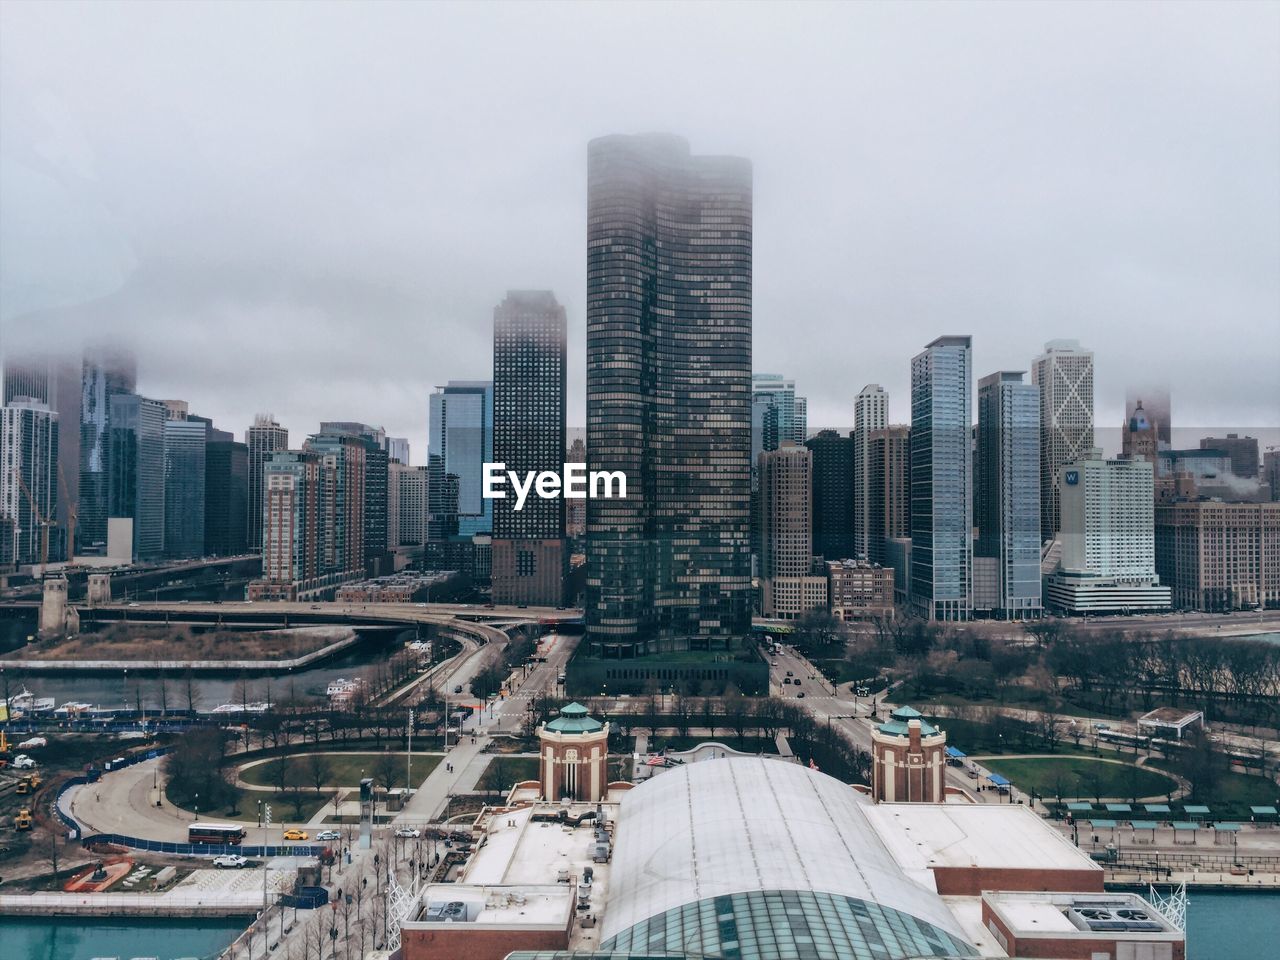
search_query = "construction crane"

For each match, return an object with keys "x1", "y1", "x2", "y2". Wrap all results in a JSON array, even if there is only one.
[{"x1": 12, "y1": 467, "x2": 53, "y2": 578}]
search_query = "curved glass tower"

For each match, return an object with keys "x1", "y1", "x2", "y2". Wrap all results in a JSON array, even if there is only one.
[{"x1": 585, "y1": 133, "x2": 752, "y2": 656}]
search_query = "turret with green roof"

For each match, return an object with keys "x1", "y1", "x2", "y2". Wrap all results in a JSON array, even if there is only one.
[{"x1": 544, "y1": 702, "x2": 605, "y2": 735}]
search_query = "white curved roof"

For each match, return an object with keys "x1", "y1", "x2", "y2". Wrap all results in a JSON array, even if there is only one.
[{"x1": 601, "y1": 756, "x2": 965, "y2": 944}]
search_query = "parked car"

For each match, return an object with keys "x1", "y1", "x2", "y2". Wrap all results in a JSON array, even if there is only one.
[
  {"x1": 282, "y1": 828, "x2": 309, "y2": 841},
  {"x1": 213, "y1": 854, "x2": 249, "y2": 869},
  {"x1": 394, "y1": 827, "x2": 421, "y2": 839},
  {"x1": 785, "y1": 670, "x2": 794, "y2": 677},
  {"x1": 796, "y1": 692, "x2": 805, "y2": 699},
  {"x1": 453, "y1": 684, "x2": 464, "y2": 694},
  {"x1": 315, "y1": 830, "x2": 341, "y2": 841}
]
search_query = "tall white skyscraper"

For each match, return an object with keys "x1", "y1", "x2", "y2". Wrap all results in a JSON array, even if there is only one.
[
  {"x1": 1031, "y1": 339, "x2": 1093, "y2": 543},
  {"x1": 0, "y1": 400, "x2": 59, "y2": 568},
  {"x1": 853, "y1": 384, "x2": 889, "y2": 560},
  {"x1": 1046, "y1": 452, "x2": 1171, "y2": 614}
]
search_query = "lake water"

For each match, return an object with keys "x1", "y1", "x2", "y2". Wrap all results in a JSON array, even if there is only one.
[
  {"x1": 0, "y1": 889, "x2": 1272, "y2": 959},
  {"x1": 0, "y1": 915, "x2": 249, "y2": 960},
  {"x1": 1182, "y1": 889, "x2": 1280, "y2": 960}
]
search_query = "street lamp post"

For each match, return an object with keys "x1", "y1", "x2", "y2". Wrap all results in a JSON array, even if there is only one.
[
  {"x1": 406, "y1": 708, "x2": 414, "y2": 796},
  {"x1": 262, "y1": 803, "x2": 272, "y2": 913}
]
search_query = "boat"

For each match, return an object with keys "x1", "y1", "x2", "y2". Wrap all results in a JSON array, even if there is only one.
[
  {"x1": 4, "y1": 687, "x2": 36, "y2": 713},
  {"x1": 208, "y1": 701, "x2": 272, "y2": 714},
  {"x1": 54, "y1": 701, "x2": 95, "y2": 718},
  {"x1": 326, "y1": 677, "x2": 366, "y2": 697}
]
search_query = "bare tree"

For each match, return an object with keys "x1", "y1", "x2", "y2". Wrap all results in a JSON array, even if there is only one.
[{"x1": 307, "y1": 753, "x2": 334, "y2": 795}]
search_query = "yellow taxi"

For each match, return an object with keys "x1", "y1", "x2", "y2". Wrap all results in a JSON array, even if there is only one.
[{"x1": 282, "y1": 828, "x2": 309, "y2": 841}]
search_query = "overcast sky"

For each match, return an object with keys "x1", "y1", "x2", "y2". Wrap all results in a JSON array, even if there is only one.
[{"x1": 2, "y1": 0, "x2": 1277, "y2": 461}]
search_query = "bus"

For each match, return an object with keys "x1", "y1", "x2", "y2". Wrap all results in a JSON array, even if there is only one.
[{"x1": 189, "y1": 822, "x2": 247, "y2": 845}]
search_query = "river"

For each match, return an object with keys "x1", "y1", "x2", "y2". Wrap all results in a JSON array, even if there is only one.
[{"x1": 3, "y1": 628, "x2": 412, "y2": 712}]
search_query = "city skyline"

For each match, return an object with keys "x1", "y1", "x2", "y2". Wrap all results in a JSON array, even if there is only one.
[{"x1": 2, "y1": 2, "x2": 1277, "y2": 459}]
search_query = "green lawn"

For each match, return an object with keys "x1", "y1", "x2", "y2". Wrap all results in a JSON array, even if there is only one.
[
  {"x1": 984, "y1": 756, "x2": 1178, "y2": 801},
  {"x1": 166, "y1": 787, "x2": 337, "y2": 825},
  {"x1": 240, "y1": 752, "x2": 442, "y2": 789},
  {"x1": 475, "y1": 756, "x2": 540, "y2": 793},
  {"x1": 1146, "y1": 758, "x2": 1278, "y2": 819}
]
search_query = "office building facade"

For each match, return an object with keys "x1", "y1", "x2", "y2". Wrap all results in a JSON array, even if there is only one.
[
  {"x1": 304, "y1": 432, "x2": 367, "y2": 581},
  {"x1": 163, "y1": 416, "x2": 208, "y2": 559},
  {"x1": 975, "y1": 371, "x2": 1042, "y2": 620},
  {"x1": 865, "y1": 425, "x2": 910, "y2": 566},
  {"x1": 428, "y1": 381, "x2": 493, "y2": 538},
  {"x1": 1045, "y1": 452, "x2": 1171, "y2": 614},
  {"x1": 826, "y1": 558, "x2": 894, "y2": 621},
  {"x1": 107, "y1": 393, "x2": 166, "y2": 561},
  {"x1": 1155, "y1": 500, "x2": 1280, "y2": 611},
  {"x1": 853, "y1": 384, "x2": 889, "y2": 560},
  {"x1": 78, "y1": 347, "x2": 137, "y2": 554},
  {"x1": 759, "y1": 443, "x2": 826, "y2": 619},
  {"x1": 251, "y1": 450, "x2": 322, "y2": 599},
  {"x1": 1198, "y1": 434, "x2": 1259, "y2": 480},
  {"x1": 386, "y1": 436, "x2": 410, "y2": 466},
  {"x1": 805, "y1": 429, "x2": 854, "y2": 562},
  {"x1": 585, "y1": 133, "x2": 752, "y2": 654},
  {"x1": 1031, "y1": 339, "x2": 1093, "y2": 542},
  {"x1": 320, "y1": 421, "x2": 389, "y2": 575},
  {"x1": 205, "y1": 434, "x2": 248, "y2": 556},
  {"x1": 0, "y1": 400, "x2": 59, "y2": 567},
  {"x1": 491, "y1": 290, "x2": 568, "y2": 606},
  {"x1": 910, "y1": 336, "x2": 973, "y2": 621},
  {"x1": 246, "y1": 414, "x2": 288, "y2": 552}
]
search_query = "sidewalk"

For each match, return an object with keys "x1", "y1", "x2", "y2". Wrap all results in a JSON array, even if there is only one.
[{"x1": 397, "y1": 732, "x2": 490, "y2": 822}]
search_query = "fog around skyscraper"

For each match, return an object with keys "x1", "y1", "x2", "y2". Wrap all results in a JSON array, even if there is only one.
[{"x1": 2, "y1": 1, "x2": 1276, "y2": 456}]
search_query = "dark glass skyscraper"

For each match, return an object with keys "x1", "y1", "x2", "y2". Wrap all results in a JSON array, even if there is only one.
[
  {"x1": 805, "y1": 429, "x2": 854, "y2": 561},
  {"x1": 976, "y1": 371, "x2": 1042, "y2": 620},
  {"x1": 206, "y1": 432, "x2": 248, "y2": 557},
  {"x1": 79, "y1": 347, "x2": 136, "y2": 554},
  {"x1": 163, "y1": 416, "x2": 208, "y2": 559},
  {"x1": 428, "y1": 382, "x2": 493, "y2": 538},
  {"x1": 491, "y1": 290, "x2": 567, "y2": 606},
  {"x1": 585, "y1": 133, "x2": 752, "y2": 655},
  {"x1": 107, "y1": 392, "x2": 166, "y2": 561}
]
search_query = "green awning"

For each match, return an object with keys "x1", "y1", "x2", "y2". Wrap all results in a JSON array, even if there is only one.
[
  {"x1": 1106, "y1": 803, "x2": 1132, "y2": 813},
  {"x1": 1090, "y1": 819, "x2": 1118, "y2": 828},
  {"x1": 1213, "y1": 823, "x2": 1241, "y2": 832},
  {"x1": 1130, "y1": 820, "x2": 1160, "y2": 830},
  {"x1": 1184, "y1": 805, "x2": 1211, "y2": 814},
  {"x1": 1067, "y1": 802, "x2": 1093, "y2": 812},
  {"x1": 1250, "y1": 805, "x2": 1278, "y2": 815},
  {"x1": 1172, "y1": 821, "x2": 1199, "y2": 831},
  {"x1": 1144, "y1": 803, "x2": 1171, "y2": 813}
]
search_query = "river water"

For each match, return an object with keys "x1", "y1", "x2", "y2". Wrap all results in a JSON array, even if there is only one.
[
  {"x1": 4, "y1": 628, "x2": 412, "y2": 712},
  {"x1": 0, "y1": 889, "x2": 1273, "y2": 959}
]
